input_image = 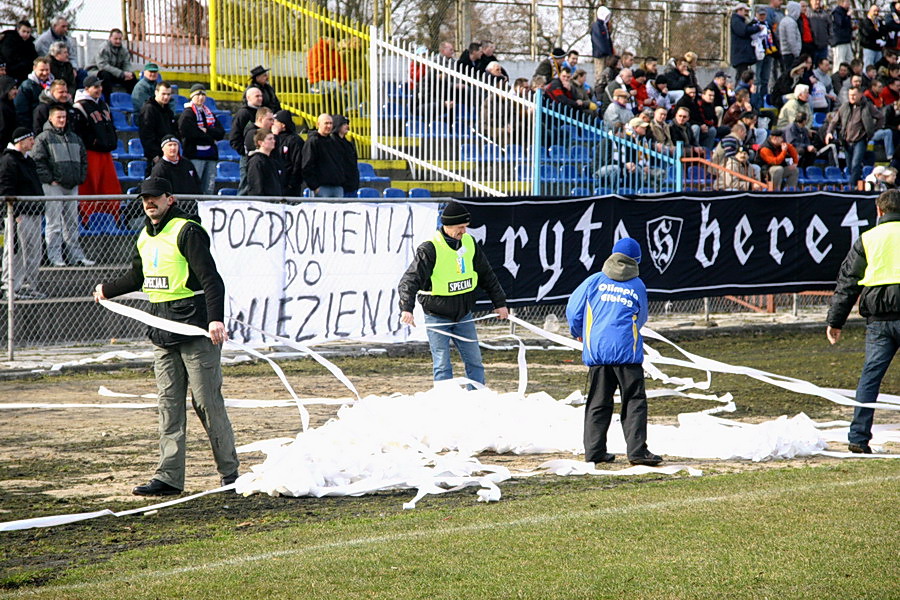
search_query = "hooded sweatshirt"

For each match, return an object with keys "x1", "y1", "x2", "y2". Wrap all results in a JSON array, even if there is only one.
[
  {"x1": 566, "y1": 252, "x2": 648, "y2": 366},
  {"x1": 72, "y1": 89, "x2": 118, "y2": 152},
  {"x1": 32, "y1": 88, "x2": 76, "y2": 134},
  {"x1": 273, "y1": 111, "x2": 304, "y2": 195},
  {"x1": 778, "y1": 2, "x2": 802, "y2": 58},
  {"x1": 15, "y1": 71, "x2": 54, "y2": 127},
  {"x1": 331, "y1": 114, "x2": 359, "y2": 195}
]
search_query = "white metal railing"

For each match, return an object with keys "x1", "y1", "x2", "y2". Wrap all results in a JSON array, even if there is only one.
[{"x1": 371, "y1": 29, "x2": 535, "y2": 197}]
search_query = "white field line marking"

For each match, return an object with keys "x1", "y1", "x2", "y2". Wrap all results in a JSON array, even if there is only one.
[{"x1": 9, "y1": 473, "x2": 899, "y2": 597}]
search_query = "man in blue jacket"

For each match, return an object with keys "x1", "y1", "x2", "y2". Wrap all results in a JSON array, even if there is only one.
[
  {"x1": 590, "y1": 7, "x2": 614, "y2": 83},
  {"x1": 566, "y1": 237, "x2": 662, "y2": 466},
  {"x1": 731, "y1": 3, "x2": 762, "y2": 82}
]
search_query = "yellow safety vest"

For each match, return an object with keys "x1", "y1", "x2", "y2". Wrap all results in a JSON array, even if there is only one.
[
  {"x1": 137, "y1": 218, "x2": 196, "y2": 303},
  {"x1": 859, "y1": 221, "x2": 900, "y2": 287},
  {"x1": 427, "y1": 231, "x2": 479, "y2": 296}
]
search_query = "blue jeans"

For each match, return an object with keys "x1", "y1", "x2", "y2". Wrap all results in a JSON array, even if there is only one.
[
  {"x1": 863, "y1": 49, "x2": 882, "y2": 71},
  {"x1": 424, "y1": 312, "x2": 484, "y2": 386},
  {"x1": 191, "y1": 158, "x2": 217, "y2": 195},
  {"x1": 755, "y1": 55, "x2": 774, "y2": 106},
  {"x1": 871, "y1": 129, "x2": 894, "y2": 159},
  {"x1": 849, "y1": 320, "x2": 900, "y2": 446},
  {"x1": 846, "y1": 139, "x2": 868, "y2": 185},
  {"x1": 315, "y1": 185, "x2": 344, "y2": 198}
]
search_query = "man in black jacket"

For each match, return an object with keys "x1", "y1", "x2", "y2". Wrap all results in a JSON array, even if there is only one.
[
  {"x1": 0, "y1": 20, "x2": 37, "y2": 83},
  {"x1": 301, "y1": 113, "x2": 345, "y2": 197},
  {"x1": 139, "y1": 82, "x2": 176, "y2": 163},
  {"x1": 246, "y1": 129, "x2": 282, "y2": 197},
  {"x1": 0, "y1": 128, "x2": 45, "y2": 299},
  {"x1": 271, "y1": 110, "x2": 303, "y2": 196},
  {"x1": 398, "y1": 201, "x2": 508, "y2": 387},
  {"x1": 229, "y1": 86, "x2": 264, "y2": 193},
  {"x1": 149, "y1": 135, "x2": 201, "y2": 214},
  {"x1": 0, "y1": 75, "x2": 18, "y2": 148},
  {"x1": 93, "y1": 176, "x2": 239, "y2": 496},
  {"x1": 826, "y1": 190, "x2": 900, "y2": 454},
  {"x1": 332, "y1": 114, "x2": 358, "y2": 197},
  {"x1": 247, "y1": 65, "x2": 281, "y2": 112}
]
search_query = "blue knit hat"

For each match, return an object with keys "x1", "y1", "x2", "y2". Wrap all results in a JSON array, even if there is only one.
[{"x1": 612, "y1": 237, "x2": 642, "y2": 261}]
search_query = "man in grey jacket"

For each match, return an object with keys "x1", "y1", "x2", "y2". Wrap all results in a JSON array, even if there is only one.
[
  {"x1": 826, "y1": 86, "x2": 885, "y2": 186},
  {"x1": 779, "y1": 1, "x2": 802, "y2": 70},
  {"x1": 32, "y1": 105, "x2": 91, "y2": 266},
  {"x1": 89, "y1": 28, "x2": 136, "y2": 101}
]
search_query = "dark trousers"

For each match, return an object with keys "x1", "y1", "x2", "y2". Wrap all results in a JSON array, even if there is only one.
[
  {"x1": 583, "y1": 364, "x2": 649, "y2": 462},
  {"x1": 849, "y1": 320, "x2": 900, "y2": 446},
  {"x1": 98, "y1": 70, "x2": 137, "y2": 102}
]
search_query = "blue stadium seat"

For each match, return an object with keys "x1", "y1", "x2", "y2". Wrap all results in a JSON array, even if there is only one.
[
  {"x1": 302, "y1": 188, "x2": 315, "y2": 197},
  {"x1": 356, "y1": 187, "x2": 380, "y2": 198},
  {"x1": 216, "y1": 161, "x2": 240, "y2": 182},
  {"x1": 812, "y1": 112, "x2": 827, "y2": 128},
  {"x1": 111, "y1": 139, "x2": 126, "y2": 159},
  {"x1": 405, "y1": 120, "x2": 426, "y2": 137},
  {"x1": 505, "y1": 144, "x2": 524, "y2": 161},
  {"x1": 638, "y1": 187, "x2": 657, "y2": 194},
  {"x1": 862, "y1": 165, "x2": 874, "y2": 178},
  {"x1": 382, "y1": 187, "x2": 406, "y2": 198},
  {"x1": 409, "y1": 187, "x2": 432, "y2": 198},
  {"x1": 594, "y1": 187, "x2": 613, "y2": 195},
  {"x1": 547, "y1": 145, "x2": 567, "y2": 162},
  {"x1": 113, "y1": 161, "x2": 125, "y2": 178},
  {"x1": 558, "y1": 164, "x2": 586, "y2": 182},
  {"x1": 218, "y1": 188, "x2": 238, "y2": 195},
  {"x1": 824, "y1": 166, "x2": 845, "y2": 183},
  {"x1": 539, "y1": 164, "x2": 559, "y2": 182},
  {"x1": 216, "y1": 140, "x2": 239, "y2": 161},
  {"x1": 570, "y1": 186, "x2": 592, "y2": 196},
  {"x1": 110, "y1": 92, "x2": 133, "y2": 112},
  {"x1": 380, "y1": 101, "x2": 406, "y2": 119},
  {"x1": 569, "y1": 145, "x2": 591, "y2": 163},
  {"x1": 803, "y1": 166, "x2": 824, "y2": 184},
  {"x1": 481, "y1": 145, "x2": 503, "y2": 162},
  {"x1": 460, "y1": 143, "x2": 479, "y2": 161},
  {"x1": 127, "y1": 160, "x2": 146, "y2": 179},
  {"x1": 217, "y1": 112, "x2": 232, "y2": 133},
  {"x1": 357, "y1": 162, "x2": 390, "y2": 182},
  {"x1": 126, "y1": 186, "x2": 139, "y2": 194},
  {"x1": 128, "y1": 138, "x2": 143, "y2": 157},
  {"x1": 173, "y1": 95, "x2": 189, "y2": 112},
  {"x1": 111, "y1": 110, "x2": 137, "y2": 132},
  {"x1": 619, "y1": 187, "x2": 635, "y2": 195}
]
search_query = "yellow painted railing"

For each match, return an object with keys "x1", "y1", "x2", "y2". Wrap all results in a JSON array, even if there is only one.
[{"x1": 208, "y1": 0, "x2": 371, "y2": 156}]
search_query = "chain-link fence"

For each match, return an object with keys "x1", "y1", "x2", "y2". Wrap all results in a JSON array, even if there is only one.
[{"x1": 2, "y1": 196, "x2": 837, "y2": 359}]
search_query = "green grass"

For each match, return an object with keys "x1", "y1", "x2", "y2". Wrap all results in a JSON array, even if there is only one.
[{"x1": 3, "y1": 461, "x2": 898, "y2": 599}]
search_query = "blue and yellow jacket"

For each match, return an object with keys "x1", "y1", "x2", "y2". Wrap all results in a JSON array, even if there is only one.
[{"x1": 566, "y1": 252, "x2": 648, "y2": 366}]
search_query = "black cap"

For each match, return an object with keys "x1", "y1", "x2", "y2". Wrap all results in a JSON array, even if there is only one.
[
  {"x1": 160, "y1": 134, "x2": 180, "y2": 149},
  {"x1": 551, "y1": 48, "x2": 566, "y2": 59},
  {"x1": 137, "y1": 176, "x2": 173, "y2": 198},
  {"x1": 11, "y1": 127, "x2": 33, "y2": 143},
  {"x1": 189, "y1": 83, "x2": 206, "y2": 97},
  {"x1": 655, "y1": 73, "x2": 668, "y2": 87},
  {"x1": 739, "y1": 110, "x2": 757, "y2": 120},
  {"x1": 250, "y1": 65, "x2": 270, "y2": 78},
  {"x1": 274, "y1": 110, "x2": 293, "y2": 125},
  {"x1": 83, "y1": 75, "x2": 100, "y2": 88},
  {"x1": 714, "y1": 70, "x2": 730, "y2": 79},
  {"x1": 440, "y1": 201, "x2": 470, "y2": 226}
]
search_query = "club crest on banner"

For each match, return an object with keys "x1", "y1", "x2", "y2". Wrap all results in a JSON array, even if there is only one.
[{"x1": 646, "y1": 216, "x2": 683, "y2": 274}]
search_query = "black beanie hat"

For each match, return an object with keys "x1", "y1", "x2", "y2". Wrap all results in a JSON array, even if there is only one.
[{"x1": 441, "y1": 201, "x2": 470, "y2": 226}]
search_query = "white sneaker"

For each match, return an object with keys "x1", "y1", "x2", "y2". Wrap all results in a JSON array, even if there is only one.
[
  {"x1": 50, "y1": 259, "x2": 66, "y2": 267},
  {"x1": 77, "y1": 258, "x2": 96, "y2": 266}
]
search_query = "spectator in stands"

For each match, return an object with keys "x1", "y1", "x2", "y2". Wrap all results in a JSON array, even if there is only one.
[
  {"x1": 630, "y1": 69, "x2": 650, "y2": 111},
  {"x1": 811, "y1": 57, "x2": 836, "y2": 105},
  {"x1": 48, "y1": 41, "x2": 76, "y2": 95},
  {"x1": 477, "y1": 41, "x2": 506, "y2": 78},
  {"x1": 0, "y1": 20, "x2": 37, "y2": 84},
  {"x1": 245, "y1": 129, "x2": 282, "y2": 197},
  {"x1": 35, "y1": 16, "x2": 80, "y2": 71},
  {"x1": 247, "y1": 65, "x2": 281, "y2": 112},
  {"x1": 865, "y1": 79, "x2": 886, "y2": 109},
  {"x1": 594, "y1": 55, "x2": 620, "y2": 95},
  {"x1": 308, "y1": 35, "x2": 349, "y2": 112},
  {"x1": 720, "y1": 144, "x2": 754, "y2": 190},
  {"x1": 740, "y1": 110, "x2": 767, "y2": 147},
  {"x1": 603, "y1": 68, "x2": 634, "y2": 113},
  {"x1": 776, "y1": 83, "x2": 813, "y2": 129},
  {"x1": 664, "y1": 59, "x2": 695, "y2": 103},
  {"x1": 562, "y1": 50, "x2": 580, "y2": 72},
  {"x1": 884, "y1": 96, "x2": 900, "y2": 162},
  {"x1": 723, "y1": 88, "x2": 753, "y2": 127},
  {"x1": 238, "y1": 106, "x2": 274, "y2": 194},
  {"x1": 139, "y1": 82, "x2": 176, "y2": 164},
  {"x1": 805, "y1": 0, "x2": 829, "y2": 60},
  {"x1": 72, "y1": 75, "x2": 121, "y2": 214},
  {"x1": 707, "y1": 70, "x2": 734, "y2": 119},
  {"x1": 271, "y1": 110, "x2": 303, "y2": 196},
  {"x1": 0, "y1": 76, "x2": 17, "y2": 148},
  {"x1": 150, "y1": 136, "x2": 201, "y2": 213},
  {"x1": 456, "y1": 42, "x2": 483, "y2": 73},
  {"x1": 484, "y1": 61, "x2": 509, "y2": 87},
  {"x1": 534, "y1": 48, "x2": 567, "y2": 82},
  {"x1": 649, "y1": 106, "x2": 674, "y2": 151},
  {"x1": 645, "y1": 73, "x2": 673, "y2": 112},
  {"x1": 32, "y1": 105, "x2": 90, "y2": 267},
  {"x1": 0, "y1": 128, "x2": 44, "y2": 300},
  {"x1": 668, "y1": 105, "x2": 705, "y2": 157},
  {"x1": 830, "y1": 1, "x2": 853, "y2": 73},
  {"x1": 862, "y1": 165, "x2": 895, "y2": 190},
  {"x1": 591, "y1": 7, "x2": 614, "y2": 82},
  {"x1": 604, "y1": 89, "x2": 634, "y2": 131},
  {"x1": 302, "y1": 113, "x2": 345, "y2": 198},
  {"x1": 229, "y1": 87, "x2": 263, "y2": 194},
  {"x1": 547, "y1": 67, "x2": 590, "y2": 113},
  {"x1": 131, "y1": 63, "x2": 162, "y2": 125},
  {"x1": 770, "y1": 54, "x2": 813, "y2": 107},
  {"x1": 749, "y1": 6, "x2": 775, "y2": 105},
  {"x1": 779, "y1": 2, "x2": 802, "y2": 71},
  {"x1": 571, "y1": 69, "x2": 598, "y2": 116},
  {"x1": 331, "y1": 114, "x2": 359, "y2": 198},
  {"x1": 861, "y1": 5, "x2": 888, "y2": 69},
  {"x1": 758, "y1": 129, "x2": 799, "y2": 189},
  {"x1": 33, "y1": 75, "x2": 73, "y2": 135},
  {"x1": 832, "y1": 61, "x2": 851, "y2": 97},
  {"x1": 697, "y1": 86, "x2": 726, "y2": 148},
  {"x1": 826, "y1": 85, "x2": 886, "y2": 185},
  {"x1": 731, "y1": 2, "x2": 762, "y2": 82},
  {"x1": 784, "y1": 110, "x2": 817, "y2": 168},
  {"x1": 882, "y1": 77, "x2": 900, "y2": 106},
  {"x1": 15, "y1": 57, "x2": 52, "y2": 128},
  {"x1": 763, "y1": 1, "x2": 786, "y2": 80},
  {"x1": 87, "y1": 29, "x2": 136, "y2": 102},
  {"x1": 177, "y1": 84, "x2": 224, "y2": 196},
  {"x1": 839, "y1": 74, "x2": 864, "y2": 105}
]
